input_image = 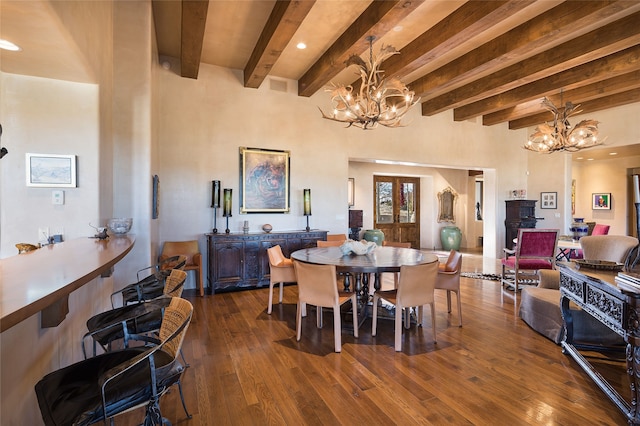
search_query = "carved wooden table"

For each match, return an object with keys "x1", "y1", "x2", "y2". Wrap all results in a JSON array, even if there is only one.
[{"x1": 559, "y1": 262, "x2": 640, "y2": 425}]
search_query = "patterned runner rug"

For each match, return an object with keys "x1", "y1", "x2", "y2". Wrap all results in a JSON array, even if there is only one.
[{"x1": 461, "y1": 272, "x2": 501, "y2": 281}]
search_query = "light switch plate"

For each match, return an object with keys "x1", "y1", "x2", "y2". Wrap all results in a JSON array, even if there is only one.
[{"x1": 52, "y1": 190, "x2": 64, "y2": 205}]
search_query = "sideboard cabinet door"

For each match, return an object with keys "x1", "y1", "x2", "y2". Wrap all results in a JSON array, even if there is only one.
[{"x1": 206, "y1": 230, "x2": 327, "y2": 293}]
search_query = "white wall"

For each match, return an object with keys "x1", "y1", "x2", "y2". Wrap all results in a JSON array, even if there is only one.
[{"x1": 155, "y1": 63, "x2": 529, "y2": 268}]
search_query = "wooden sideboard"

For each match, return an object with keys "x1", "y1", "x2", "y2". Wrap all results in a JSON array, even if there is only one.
[{"x1": 206, "y1": 230, "x2": 327, "y2": 293}]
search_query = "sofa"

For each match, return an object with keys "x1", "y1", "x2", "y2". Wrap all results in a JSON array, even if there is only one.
[{"x1": 518, "y1": 234, "x2": 639, "y2": 344}]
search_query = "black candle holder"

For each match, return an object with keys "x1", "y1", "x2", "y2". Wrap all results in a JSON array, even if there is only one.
[
  {"x1": 225, "y1": 216, "x2": 230, "y2": 234},
  {"x1": 305, "y1": 215, "x2": 310, "y2": 232},
  {"x1": 212, "y1": 180, "x2": 221, "y2": 233}
]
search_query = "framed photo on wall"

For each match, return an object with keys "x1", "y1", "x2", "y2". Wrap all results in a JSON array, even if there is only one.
[
  {"x1": 540, "y1": 192, "x2": 557, "y2": 209},
  {"x1": 592, "y1": 193, "x2": 611, "y2": 210},
  {"x1": 240, "y1": 147, "x2": 290, "y2": 213},
  {"x1": 26, "y1": 153, "x2": 77, "y2": 187}
]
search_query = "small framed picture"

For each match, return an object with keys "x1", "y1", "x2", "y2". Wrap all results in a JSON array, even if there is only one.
[
  {"x1": 26, "y1": 153, "x2": 77, "y2": 187},
  {"x1": 540, "y1": 191, "x2": 557, "y2": 209},
  {"x1": 592, "y1": 193, "x2": 611, "y2": 210}
]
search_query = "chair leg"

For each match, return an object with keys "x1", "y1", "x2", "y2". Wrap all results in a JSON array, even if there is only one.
[
  {"x1": 267, "y1": 282, "x2": 276, "y2": 314},
  {"x1": 279, "y1": 282, "x2": 284, "y2": 304},
  {"x1": 372, "y1": 294, "x2": 379, "y2": 336},
  {"x1": 404, "y1": 307, "x2": 411, "y2": 329},
  {"x1": 395, "y1": 303, "x2": 403, "y2": 351},
  {"x1": 333, "y1": 307, "x2": 342, "y2": 352},
  {"x1": 196, "y1": 270, "x2": 204, "y2": 297},
  {"x1": 446, "y1": 291, "x2": 452, "y2": 313},
  {"x1": 296, "y1": 302, "x2": 302, "y2": 341},
  {"x1": 317, "y1": 306, "x2": 323, "y2": 328},
  {"x1": 177, "y1": 379, "x2": 193, "y2": 419},
  {"x1": 429, "y1": 302, "x2": 437, "y2": 343},
  {"x1": 455, "y1": 290, "x2": 462, "y2": 327}
]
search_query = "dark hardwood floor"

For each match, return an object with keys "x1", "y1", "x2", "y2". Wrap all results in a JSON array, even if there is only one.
[{"x1": 122, "y1": 251, "x2": 627, "y2": 425}]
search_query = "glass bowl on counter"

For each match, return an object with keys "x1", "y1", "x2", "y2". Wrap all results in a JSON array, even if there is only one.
[{"x1": 107, "y1": 218, "x2": 133, "y2": 235}]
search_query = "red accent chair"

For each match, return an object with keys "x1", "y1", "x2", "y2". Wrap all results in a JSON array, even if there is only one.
[{"x1": 501, "y1": 229, "x2": 559, "y2": 291}]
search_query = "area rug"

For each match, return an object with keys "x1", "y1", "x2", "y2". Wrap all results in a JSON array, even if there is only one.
[{"x1": 461, "y1": 272, "x2": 501, "y2": 281}]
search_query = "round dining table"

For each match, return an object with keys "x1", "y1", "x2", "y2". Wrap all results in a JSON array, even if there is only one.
[
  {"x1": 290, "y1": 245, "x2": 439, "y2": 299},
  {"x1": 291, "y1": 246, "x2": 439, "y2": 324}
]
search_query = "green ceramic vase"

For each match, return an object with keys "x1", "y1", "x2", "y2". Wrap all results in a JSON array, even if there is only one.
[
  {"x1": 363, "y1": 229, "x2": 385, "y2": 246},
  {"x1": 440, "y1": 226, "x2": 462, "y2": 251}
]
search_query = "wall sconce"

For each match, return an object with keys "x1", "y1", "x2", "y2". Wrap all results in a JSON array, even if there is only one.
[
  {"x1": 211, "y1": 180, "x2": 220, "y2": 233},
  {"x1": 223, "y1": 188, "x2": 232, "y2": 233},
  {"x1": 348, "y1": 178, "x2": 355, "y2": 207},
  {"x1": 303, "y1": 188, "x2": 311, "y2": 231}
]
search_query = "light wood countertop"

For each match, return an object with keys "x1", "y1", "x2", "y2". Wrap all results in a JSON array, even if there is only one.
[{"x1": 0, "y1": 235, "x2": 135, "y2": 332}]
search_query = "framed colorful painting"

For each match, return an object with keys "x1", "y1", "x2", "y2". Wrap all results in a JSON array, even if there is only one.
[
  {"x1": 592, "y1": 193, "x2": 611, "y2": 210},
  {"x1": 240, "y1": 147, "x2": 290, "y2": 213}
]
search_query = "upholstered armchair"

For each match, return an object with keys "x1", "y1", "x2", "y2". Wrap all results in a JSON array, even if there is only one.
[{"x1": 160, "y1": 240, "x2": 204, "y2": 296}]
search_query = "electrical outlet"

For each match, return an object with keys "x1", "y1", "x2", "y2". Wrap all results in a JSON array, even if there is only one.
[{"x1": 52, "y1": 190, "x2": 64, "y2": 205}]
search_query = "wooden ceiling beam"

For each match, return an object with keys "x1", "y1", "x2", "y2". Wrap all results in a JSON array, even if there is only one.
[
  {"x1": 379, "y1": 0, "x2": 534, "y2": 79},
  {"x1": 244, "y1": 0, "x2": 316, "y2": 89},
  {"x1": 484, "y1": 70, "x2": 640, "y2": 127},
  {"x1": 180, "y1": 0, "x2": 209, "y2": 79},
  {"x1": 451, "y1": 45, "x2": 640, "y2": 121},
  {"x1": 297, "y1": 0, "x2": 424, "y2": 98},
  {"x1": 509, "y1": 88, "x2": 640, "y2": 130},
  {"x1": 436, "y1": 10, "x2": 640, "y2": 118},
  {"x1": 411, "y1": 1, "x2": 633, "y2": 102}
]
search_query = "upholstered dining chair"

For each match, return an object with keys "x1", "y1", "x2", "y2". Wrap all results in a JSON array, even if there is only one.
[
  {"x1": 327, "y1": 233, "x2": 347, "y2": 241},
  {"x1": 501, "y1": 229, "x2": 559, "y2": 292},
  {"x1": 83, "y1": 269, "x2": 188, "y2": 358},
  {"x1": 267, "y1": 245, "x2": 300, "y2": 315},
  {"x1": 111, "y1": 255, "x2": 187, "y2": 307},
  {"x1": 317, "y1": 240, "x2": 343, "y2": 247},
  {"x1": 36, "y1": 297, "x2": 193, "y2": 426},
  {"x1": 293, "y1": 260, "x2": 358, "y2": 353},
  {"x1": 435, "y1": 250, "x2": 463, "y2": 327},
  {"x1": 381, "y1": 241, "x2": 411, "y2": 289},
  {"x1": 160, "y1": 240, "x2": 205, "y2": 296},
  {"x1": 372, "y1": 261, "x2": 439, "y2": 351}
]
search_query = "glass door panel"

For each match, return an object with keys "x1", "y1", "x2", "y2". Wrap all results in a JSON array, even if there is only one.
[{"x1": 376, "y1": 181, "x2": 393, "y2": 224}]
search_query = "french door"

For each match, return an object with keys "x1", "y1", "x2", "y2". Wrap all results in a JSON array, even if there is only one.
[{"x1": 374, "y1": 175, "x2": 420, "y2": 248}]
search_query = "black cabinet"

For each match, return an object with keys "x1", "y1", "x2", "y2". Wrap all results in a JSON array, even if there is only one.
[
  {"x1": 206, "y1": 230, "x2": 327, "y2": 293},
  {"x1": 505, "y1": 200, "x2": 538, "y2": 248}
]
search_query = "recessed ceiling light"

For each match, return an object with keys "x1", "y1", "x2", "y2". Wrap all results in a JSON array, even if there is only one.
[
  {"x1": 609, "y1": 152, "x2": 617, "y2": 156},
  {"x1": 0, "y1": 39, "x2": 21, "y2": 51},
  {"x1": 587, "y1": 158, "x2": 594, "y2": 161},
  {"x1": 576, "y1": 156, "x2": 584, "y2": 160},
  {"x1": 296, "y1": 42, "x2": 306, "y2": 50},
  {"x1": 393, "y1": 26, "x2": 403, "y2": 32}
]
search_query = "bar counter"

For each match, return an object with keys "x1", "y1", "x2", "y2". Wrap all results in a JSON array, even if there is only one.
[{"x1": 0, "y1": 235, "x2": 135, "y2": 332}]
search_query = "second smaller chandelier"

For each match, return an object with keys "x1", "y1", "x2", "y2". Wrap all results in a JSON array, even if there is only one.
[
  {"x1": 524, "y1": 97, "x2": 602, "y2": 153},
  {"x1": 319, "y1": 36, "x2": 419, "y2": 130}
]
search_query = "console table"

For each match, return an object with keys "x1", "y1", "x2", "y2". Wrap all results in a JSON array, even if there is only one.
[
  {"x1": 206, "y1": 230, "x2": 327, "y2": 293},
  {"x1": 559, "y1": 263, "x2": 640, "y2": 425}
]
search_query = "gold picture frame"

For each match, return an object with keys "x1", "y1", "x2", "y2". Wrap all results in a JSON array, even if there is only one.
[{"x1": 240, "y1": 147, "x2": 290, "y2": 213}]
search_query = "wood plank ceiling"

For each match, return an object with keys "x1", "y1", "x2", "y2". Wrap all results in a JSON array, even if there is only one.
[{"x1": 150, "y1": 1, "x2": 640, "y2": 130}]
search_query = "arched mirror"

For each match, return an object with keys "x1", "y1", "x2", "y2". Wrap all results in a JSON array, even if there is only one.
[{"x1": 437, "y1": 186, "x2": 457, "y2": 223}]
